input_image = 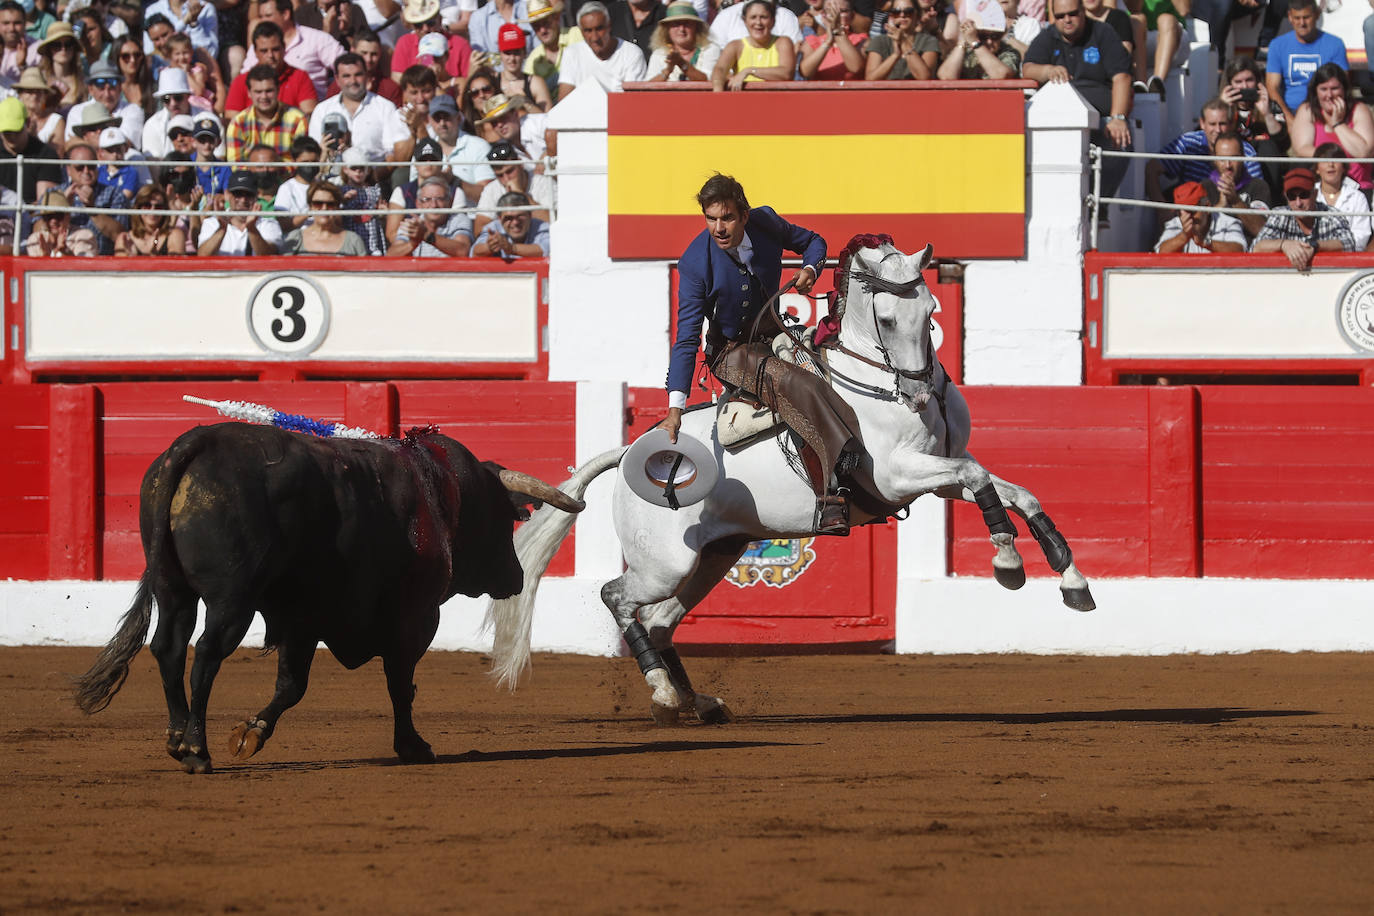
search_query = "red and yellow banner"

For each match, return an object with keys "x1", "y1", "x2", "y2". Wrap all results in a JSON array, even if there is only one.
[{"x1": 607, "y1": 87, "x2": 1027, "y2": 260}]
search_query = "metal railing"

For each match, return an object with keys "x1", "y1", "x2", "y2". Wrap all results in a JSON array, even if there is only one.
[
  {"x1": 6, "y1": 152, "x2": 556, "y2": 256},
  {"x1": 1088, "y1": 146, "x2": 1374, "y2": 250}
]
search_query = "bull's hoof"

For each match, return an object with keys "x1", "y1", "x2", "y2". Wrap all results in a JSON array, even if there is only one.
[
  {"x1": 993, "y1": 564, "x2": 1026, "y2": 591},
  {"x1": 180, "y1": 753, "x2": 212, "y2": 775},
  {"x1": 651, "y1": 702, "x2": 681, "y2": 726},
  {"x1": 229, "y1": 718, "x2": 268, "y2": 760},
  {"x1": 695, "y1": 698, "x2": 735, "y2": 725},
  {"x1": 165, "y1": 728, "x2": 187, "y2": 761},
  {"x1": 395, "y1": 736, "x2": 436, "y2": 764},
  {"x1": 1062, "y1": 585, "x2": 1096, "y2": 612}
]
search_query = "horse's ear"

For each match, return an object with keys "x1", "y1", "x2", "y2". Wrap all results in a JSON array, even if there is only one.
[{"x1": 918, "y1": 243, "x2": 934, "y2": 271}]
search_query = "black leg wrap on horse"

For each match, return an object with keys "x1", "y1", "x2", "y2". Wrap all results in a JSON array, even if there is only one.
[
  {"x1": 661, "y1": 648, "x2": 694, "y2": 692},
  {"x1": 974, "y1": 483, "x2": 1017, "y2": 538},
  {"x1": 623, "y1": 621, "x2": 666, "y2": 676},
  {"x1": 1028, "y1": 512, "x2": 1073, "y2": 573}
]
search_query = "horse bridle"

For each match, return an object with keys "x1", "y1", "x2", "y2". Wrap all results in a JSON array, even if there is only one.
[{"x1": 825, "y1": 268, "x2": 938, "y2": 408}]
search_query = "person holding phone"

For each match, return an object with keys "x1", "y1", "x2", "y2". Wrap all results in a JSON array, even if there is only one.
[{"x1": 1219, "y1": 56, "x2": 1286, "y2": 192}]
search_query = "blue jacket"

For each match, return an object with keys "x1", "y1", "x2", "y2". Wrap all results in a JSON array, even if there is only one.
[{"x1": 669, "y1": 206, "x2": 826, "y2": 394}]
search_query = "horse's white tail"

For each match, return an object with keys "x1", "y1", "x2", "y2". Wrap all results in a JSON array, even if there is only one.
[{"x1": 486, "y1": 446, "x2": 628, "y2": 689}]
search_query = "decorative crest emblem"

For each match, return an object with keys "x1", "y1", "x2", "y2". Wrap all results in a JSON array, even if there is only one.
[
  {"x1": 725, "y1": 538, "x2": 818, "y2": 589},
  {"x1": 1337, "y1": 272, "x2": 1374, "y2": 353}
]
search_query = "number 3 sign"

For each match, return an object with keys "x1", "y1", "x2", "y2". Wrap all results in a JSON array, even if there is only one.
[{"x1": 247, "y1": 274, "x2": 331, "y2": 356}]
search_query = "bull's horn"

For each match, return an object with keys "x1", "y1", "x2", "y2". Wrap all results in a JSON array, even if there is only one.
[{"x1": 499, "y1": 469, "x2": 586, "y2": 513}]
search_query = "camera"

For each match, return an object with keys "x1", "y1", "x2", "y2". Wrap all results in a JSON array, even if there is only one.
[
  {"x1": 1236, "y1": 88, "x2": 1259, "y2": 103},
  {"x1": 167, "y1": 169, "x2": 196, "y2": 195}
]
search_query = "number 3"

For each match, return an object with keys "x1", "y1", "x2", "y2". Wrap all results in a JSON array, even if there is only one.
[{"x1": 271, "y1": 285, "x2": 307, "y2": 343}]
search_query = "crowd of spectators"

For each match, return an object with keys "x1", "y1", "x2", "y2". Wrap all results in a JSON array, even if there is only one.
[{"x1": 0, "y1": 0, "x2": 1370, "y2": 265}]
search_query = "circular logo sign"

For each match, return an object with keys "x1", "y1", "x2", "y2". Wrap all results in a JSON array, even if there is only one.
[
  {"x1": 1336, "y1": 271, "x2": 1374, "y2": 352},
  {"x1": 246, "y1": 274, "x2": 331, "y2": 356}
]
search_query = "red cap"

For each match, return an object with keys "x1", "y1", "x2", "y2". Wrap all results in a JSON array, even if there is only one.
[
  {"x1": 1172, "y1": 181, "x2": 1207, "y2": 207},
  {"x1": 498, "y1": 23, "x2": 526, "y2": 52},
  {"x1": 1283, "y1": 167, "x2": 1315, "y2": 193}
]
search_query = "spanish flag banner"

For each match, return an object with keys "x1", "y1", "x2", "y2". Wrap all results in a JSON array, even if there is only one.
[{"x1": 607, "y1": 87, "x2": 1027, "y2": 260}]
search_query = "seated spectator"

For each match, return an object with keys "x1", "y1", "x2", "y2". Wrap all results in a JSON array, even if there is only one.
[
  {"x1": 473, "y1": 139, "x2": 551, "y2": 235},
  {"x1": 1145, "y1": 99, "x2": 1263, "y2": 221},
  {"x1": 163, "y1": 32, "x2": 223, "y2": 115},
  {"x1": 470, "y1": 189, "x2": 548, "y2": 258},
  {"x1": 937, "y1": 0, "x2": 1018, "y2": 79},
  {"x1": 142, "y1": 13, "x2": 176, "y2": 75},
  {"x1": 141, "y1": 0, "x2": 219, "y2": 61},
  {"x1": 0, "y1": 96, "x2": 61, "y2": 208},
  {"x1": 1219, "y1": 55, "x2": 1287, "y2": 194},
  {"x1": 1313, "y1": 143, "x2": 1373, "y2": 251},
  {"x1": 709, "y1": 0, "x2": 804, "y2": 48},
  {"x1": 393, "y1": 63, "x2": 439, "y2": 168},
  {"x1": 163, "y1": 151, "x2": 205, "y2": 248},
  {"x1": 390, "y1": 0, "x2": 472, "y2": 87},
  {"x1": 114, "y1": 183, "x2": 186, "y2": 255},
  {"x1": 414, "y1": 32, "x2": 461, "y2": 98},
  {"x1": 998, "y1": 0, "x2": 1042, "y2": 56},
  {"x1": 1126, "y1": 0, "x2": 1188, "y2": 99},
  {"x1": 25, "y1": 188, "x2": 96, "y2": 256},
  {"x1": 0, "y1": 1, "x2": 37, "y2": 95},
  {"x1": 915, "y1": 0, "x2": 959, "y2": 57},
  {"x1": 96, "y1": 125, "x2": 143, "y2": 200},
  {"x1": 66, "y1": 59, "x2": 144, "y2": 149},
  {"x1": 1210, "y1": 132, "x2": 1270, "y2": 241},
  {"x1": 610, "y1": 0, "x2": 665, "y2": 63},
  {"x1": 800, "y1": 0, "x2": 866, "y2": 80},
  {"x1": 294, "y1": 0, "x2": 369, "y2": 49},
  {"x1": 864, "y1": 0, "x2": 938, "y2": 80},
  {"x1": 225, "y1": 23, "x2": 318, "y2": 119},
  {"x1": 165, "y1": 113, "x2": 197, "y2": 159},
  {"x1": 475, "y1": 91, "x2": 545, "y2": 166},
  {"x1": 144, "y1": 68, "x2": 222, "y2": 160},
  {"x1": 1153, "y1": 180, "x2": 1245, "y2": 252},
  {"x1": 1253, "y1": 167, "x2": 1356, "y2": 271},
  {"x1": 713, "y1": 0, "x2": 796, "y2": 90},
  {"x1": 346, "y1": 30, "x2": 402, "y2": 107},
  {"x1": 197, "y1": 168, "x2": 282, "y2": 254},
  {"x1": 35, "y1": 21, "x2": 85, "y2": 111},
  {"x1": 557, "y1": 1, "x2": 648, "y2": 101},
  {"x1": 225, "y1": 64, "x2": 308, "y2": 162},
  {"x1": 281, "y1": 179, "x2": 367, "y2": 254},
  {"x1": 1289, "y1": 63, "x2": 1374, "y2": 196},
  {"x1": 114, "y1": 38, "x2": 155, "y2": 122},
  {"x1": 495, "y1": 23, "x2": 552, "y2": 108},
  {"x1": 273, "y1": 134, "x2": 323, "y2": 228},
  {"x1": 245, "y1": 143, "x2": 287, "y2": 213},
  {"x1": 459, "y1": 66, "x2": 497, "y2": 132},
  {"x1": 191, "y1": 115, "x2": 231, "y2": 195},
  {"x1": 71, "y1": 6, "x2": 116, "y2": 67},
  {"x1": 308, "y1": 51, "x2": 409, "y2": 166},
  {"x1": 241, "y1": 0, "x2": 345, "y2": 100},
  {"x1": 14, "y1": 67, "x2": 64, "y2": 154},
  {"x1": 647, "y1": 2, "x2": 720, "y2": 83},
  {"x1": 386, "y1": 136, "x2": 448, "y2": 241},
  {"x1": 387, "y1": 174, "x2": 472, "y2": 256},
  {"x1": 1264, "y1": 0, "x2": 1346, "y2": 124},
  {"x1": 59, "y1": 140, "x2": 126, "y2": 253},
  {"x1": 525, "y1": 0, "x2": 581, "y2": 98},
  {"x1": 426, "y1": 92, "x2": 492, "y2": 203},
  {"x1": 469, "y1": 0, "x2": 533, "y2": 55},
  {"x1": 335, "y1": 145, "x2": 387, "y2": 255}
]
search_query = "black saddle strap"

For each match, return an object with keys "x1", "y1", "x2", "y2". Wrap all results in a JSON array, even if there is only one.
[{"x1": 662, "y1": 452, "x2": 686, "y2": 511}]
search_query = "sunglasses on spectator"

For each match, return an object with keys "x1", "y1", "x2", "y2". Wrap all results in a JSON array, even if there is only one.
[
  {"x1": 467, "y1": 83, "x2": 495, "y2": 97},
  {"x1": 120, "y1": 52, "x2": 142, "y2": 61},
  {"x1": 1286, "y1": 189, "x2": 1313, "y2": 200},
  {"x1": 229, "y1": 189, "x2": 256, "y2": 199},
  {"x1": 500, "y1": 212, "x2": 526, "y2": 221},
  {"x1": 1052, "y1": 7, "x2": 1082, "y2": 18},
  {"x1": 140, "y1": 200, "x2": 167, "y2": 209},
  {"x1": 91, "y1": 78, "x2": 120, "y2": 89},
  {"x1": 164, "y1": 93, "x2": 189, "y2": 103},
  {"x1": 310, "y1": 197, "x2": 339, "y2": 207},
  {"x1": 169, "y1": 129, "x2": 192, "y2": 139},
  {"x1": 51, "y1": 40, "x2": 78, "y2": 51},
  {"x1": 70, "y1": 163, "x2": 96, "y2": 172},
  {"x1": 889, "y1": 6, "x2": 916, "y2": 14}
]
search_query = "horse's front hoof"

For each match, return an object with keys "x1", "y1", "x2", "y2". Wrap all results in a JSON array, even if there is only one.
[
  {"x1": 395, "y1": 735, "x2": 436, "y2": 764},
  {"x1": 180, "y1": 752, "x2": 212, "y2": 775},
  {"x1": 229, "y1": 718, "x2": 268, "y2": 760},
  {"x1": 695, "y1": 699, "x2": 735, "y2": 725},
  {"x1": 993, "y1": 564, "x2": 1026, "y2": 590},
  {"x1": 1061, "y1": 585, "x2": 1096, "y2": 612}
]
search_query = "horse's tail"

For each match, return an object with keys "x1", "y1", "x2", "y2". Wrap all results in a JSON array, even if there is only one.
[
  {"x1": 487, "y1": 446, "x2": 628, "y2": 690},
  {"x1": 73, "y1": 572, "x2": 154, "y2": 713}
]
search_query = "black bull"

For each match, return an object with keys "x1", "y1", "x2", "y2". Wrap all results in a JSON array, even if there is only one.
[{"x1": 74, "y1": 423, "x2": 583, "y2": 774}]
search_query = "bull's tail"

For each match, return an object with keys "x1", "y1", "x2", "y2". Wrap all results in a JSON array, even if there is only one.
[
  {"x1": 487, "y1": 446, "x2": 627, "y2": 690},
  {"x1": 73, "y1": 572, "x2": 155, "y2": 713}
]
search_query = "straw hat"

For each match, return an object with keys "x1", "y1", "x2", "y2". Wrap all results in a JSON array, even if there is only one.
[
  {"x1": 477, "y1": 92, "x2": 517, "y2": 122},
  {"x1": 402, "y1": 0, "x2": 440, "y2": 24},
  {"x1": 36, "y1": 21, "x2": 79, "y2": 55},
  {"x1": 12, "y1": 67, "x2": 56, "y2": 95},
  {"x1": 660, "y1": 1, "x2": 705, "y2": 25},
  {"x1": 525, "y1": 0, "x2": 561, "y2": 23}
]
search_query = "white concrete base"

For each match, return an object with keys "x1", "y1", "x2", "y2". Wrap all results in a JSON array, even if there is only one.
[
  {"x1": 896, "y1": 577, "x2": 1374, "y2": 655},
  {"x1": 0, "y1": 578, "x2": 624, "y2": 657}
]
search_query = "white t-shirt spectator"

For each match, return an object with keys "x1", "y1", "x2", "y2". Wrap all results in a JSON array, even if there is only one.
[
  {"x1": 198, "y1": 216, "x2": 284, "y2": 254},
  {"x1": 1152, "y1": 212, "x2": 1245, "y2": 254},
  {"x1": 308, "y1": 92, "x2": 409, "y2": 164},
  {"x1": 708, "y1": 3, "x2": 803, "y2": 47},
  {"x1": 557, "y1": 37, "x2": 648, "y2": 92},
  {"x1": 475, "y1": 172, "x2": 555, "y2": 223},
  {"x1": 274, "y1": 177, "x2": 311, "y2": 218}
]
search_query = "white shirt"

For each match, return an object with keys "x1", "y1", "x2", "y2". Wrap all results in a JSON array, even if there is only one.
[
  {"x1": 1324, "y1": 176, "x2": 1373, "y2": 251},
  {"x1": 198, "y1": 216, "x2": 284, "y2": 254},
  {"x1": 557, "y1": 37, "x2": 648, "y2": 92},
  {"x1": 274, "y1": 177, "x2": 311, "y2": 219},
  {"x1": 66, "y1": 98, "x2": 147, "y2": 150},
  {"x1": 475, "y1": 170, "x2": 555, "y2": 222},
  {"x1": 144, "y1": 105, "x2": 223, "y2": 159},
  {"x1": 308, "y1": 92, "x2": 408, "y2": 163},
  {"x1": 1153, "y1": 212, "x2": 1246, "y2": 253},
  {"x1": 708, "y1": 3, "x2": 803, "y2": 48}
]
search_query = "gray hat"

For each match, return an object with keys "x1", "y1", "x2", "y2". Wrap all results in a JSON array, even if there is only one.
[
  {"x1": 70, "y1": 102, "x2": 118, "y2": 133},
  {"x1": 86, "y1": 59, "x2": 121, "y2": 82}
]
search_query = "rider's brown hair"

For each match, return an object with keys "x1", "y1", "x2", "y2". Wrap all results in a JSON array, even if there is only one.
[{"x1": 696, "y1": 173, "x2": 749, "y2": 215}]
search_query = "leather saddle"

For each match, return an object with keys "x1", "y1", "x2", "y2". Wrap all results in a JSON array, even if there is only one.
[{"x1": 715, "y1": 329, "x2": 824, "y2": 450}]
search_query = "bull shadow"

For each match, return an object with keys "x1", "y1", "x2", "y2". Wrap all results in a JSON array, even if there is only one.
[
  {"x1": 745, "y1": 707, "x2": 1321, "y2": 726},
  {"x1": 219, "y1": 738, "x2": 799, "y2": 774}
]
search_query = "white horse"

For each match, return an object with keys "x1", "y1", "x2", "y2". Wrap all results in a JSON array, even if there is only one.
[{"x1": 489, "y1": 235, "x2": 1094, "y2": 723}]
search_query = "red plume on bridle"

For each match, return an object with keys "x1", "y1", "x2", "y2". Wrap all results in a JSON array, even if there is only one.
[{"x1": 814, "y1": 233, "x2": 895, "y2": 347}]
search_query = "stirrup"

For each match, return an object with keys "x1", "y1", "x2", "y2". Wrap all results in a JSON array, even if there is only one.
[{"x1": 814, "y1": 490, "x2": 850, "y2": 537}]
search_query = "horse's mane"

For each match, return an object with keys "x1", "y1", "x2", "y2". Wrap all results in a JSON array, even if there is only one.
[{"x1": 817, "y1": 233, "x2": 894, "y2": 346}]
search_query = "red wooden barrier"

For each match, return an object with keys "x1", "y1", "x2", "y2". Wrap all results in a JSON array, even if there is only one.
[{"x1": 0, "y1": 386, "x2": 51, "y2": 579}]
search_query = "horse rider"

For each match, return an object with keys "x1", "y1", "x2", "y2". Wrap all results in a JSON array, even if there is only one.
[{"x1": 666, "y1": 173, "x2": 864, "y2": 536}]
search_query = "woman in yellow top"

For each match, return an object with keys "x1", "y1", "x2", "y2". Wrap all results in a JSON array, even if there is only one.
[{"x1": 712, "y1": 0, "x2": 796, "y2": 91}]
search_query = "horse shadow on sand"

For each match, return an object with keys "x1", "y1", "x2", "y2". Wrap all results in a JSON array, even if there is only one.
[{"x1": 747, "y1": 707, "x2": 1321, "y2": 727}]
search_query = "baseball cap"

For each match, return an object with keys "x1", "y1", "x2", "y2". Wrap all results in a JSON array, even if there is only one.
[
  {"x1": 227, "y1": 170, "x2": 257, "y2": 194},
  {"x1": 428, "y1": 94, "x2": 458, "y2": 118},
  {"x1": 0, "y1": 96, "x2": 26, "y2": 132},
  {"x1": 98, "y1": 125, "x2": 128, "y2": 149},
  {"x1": 192, "y1": 116, "x2": 220, "y2": 140},
  {"x1": 417, "y1": 32, "x2": 448, "y2": 60},
  {"x1": 1283, "y1": 167, "x2": 1316, "y2": 193},
  {"x1": 487, "y1": 140, "x2": 520, "y2": 161},
  {"x1": 415, "y1": 137, "x2": 443, "y2": 161},
  {"x1": 167, "y1": 113, "x2": 195, "y2": 135},
  {"x1": 341, "y1": 146, "x2": 369, "y2": 166},
  {"x1": 1172, "y1": 181, "x2": 1208, "y2": 207},
  {"x1": 498, "y1": 23, "x2": 526, "y2": 52}
]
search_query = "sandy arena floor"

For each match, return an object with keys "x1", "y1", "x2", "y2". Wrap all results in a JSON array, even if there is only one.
[{"x1": 2, "y1": 646, "x2": 1371, "y2": 913}]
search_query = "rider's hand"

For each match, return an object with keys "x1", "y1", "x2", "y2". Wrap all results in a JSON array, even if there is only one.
[
  {"x1": 793, "y1": 265, "x2": 817, "y2": 293},
  {"x1": 664, "y1": 407, "x2": 683, "y2": 444}
]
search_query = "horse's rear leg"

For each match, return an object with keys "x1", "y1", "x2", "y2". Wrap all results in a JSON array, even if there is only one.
[
  {"x1": 641, "y1": 537, "x2": 750, "y2": 725},
  {"x1": 601, "y1": 571, "x2": 684, "y2": 714}
]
